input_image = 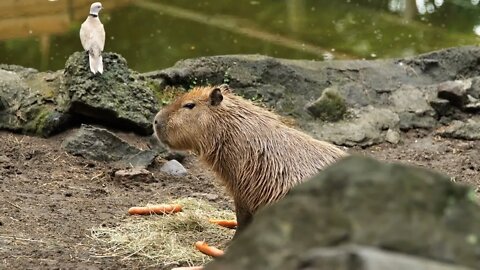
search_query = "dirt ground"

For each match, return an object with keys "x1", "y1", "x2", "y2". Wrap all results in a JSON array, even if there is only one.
[{"x1": 1, "y1": 128, "x2": 479, "y2": 269}]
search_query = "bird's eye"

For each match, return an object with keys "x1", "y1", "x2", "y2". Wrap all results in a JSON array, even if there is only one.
[{"x1": 183, "y1": 103, "x2": 196, "y2": 109}]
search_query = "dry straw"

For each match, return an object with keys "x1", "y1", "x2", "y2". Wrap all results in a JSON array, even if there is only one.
[{"x1": 90, "y1": 197, "x2": 235, "y2": 268}]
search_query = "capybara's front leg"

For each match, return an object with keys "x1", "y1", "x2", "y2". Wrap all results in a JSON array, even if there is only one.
[{"x1": 232, "y1": 202, "x2": 253, "y2": 240}]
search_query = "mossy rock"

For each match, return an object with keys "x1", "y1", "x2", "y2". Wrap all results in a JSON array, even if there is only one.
[
  {"x1": 306, "y1": 87, "x2": 347, "y2": 122},
  {"x1": 207, "y1": 155, "x2": 480, "y2": 270},
  {"x1": 0, "y1": 68, "x2": 71, "y2": 137},
  {"x1": 64, "y1": 52, "x2": 158, "y2": 135}
]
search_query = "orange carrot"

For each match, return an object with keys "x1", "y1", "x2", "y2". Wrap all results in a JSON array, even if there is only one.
[
  {"x1": 127, "y1": 204, "x2": 182, "y2": 215},
  {"x1": 171, "y1": 267, "x2": 203, "y2": 270},
  {"x1": 208, "y1": 219, "x2": 238, "y2": 229},
  {"x1": 195, "y1": 241, "x2": 224, "y2": 257}
]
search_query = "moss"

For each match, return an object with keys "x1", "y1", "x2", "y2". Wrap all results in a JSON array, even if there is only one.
[
  {"x1": 148, "y1": 81, "x2": 185, "y2": 106},
  {"x1": 306, "y1": 87, "x2": 347, "y2": 122},
  {"x1": 23, "y1": 107, "x2": 53, "y2": 137}
]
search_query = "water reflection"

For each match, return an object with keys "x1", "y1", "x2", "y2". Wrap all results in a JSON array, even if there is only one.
[{"x1": 0, "y1": 0, "x2": 479, "y2": 72}]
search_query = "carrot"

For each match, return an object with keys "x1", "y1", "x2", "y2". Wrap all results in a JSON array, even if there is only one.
[
  {"x1": 208, "y1": 219, "x2": 237, "y2": 229},
  {"x1": 195, "y1": 241, "x2": 224, "y2": 257},
  {"x1": 171, "y1": 267, "x2": 203, "y2": 270},
  {"x1": 127, "y1": 204, "x2": 182, "y2": 215}
]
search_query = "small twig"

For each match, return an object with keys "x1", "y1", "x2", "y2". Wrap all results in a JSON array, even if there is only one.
[
  {"x1": 68, "y1": 186, "x2": 88, "y2": 191},
  {"x1": 0, "y1": 235, "x2": 45, "y2": 243},
  {"x1": 91, "y1": 172, "x2": 104, "y2": 181},
  {"x1": 121, "y1": 245, "x2": 147, "y2": 260},
  {"x1": 4, "y1": 200, "x2": 24, "y2": 211}
]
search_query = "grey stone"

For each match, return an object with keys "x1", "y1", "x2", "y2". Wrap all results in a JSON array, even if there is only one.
[
  {"x1": 306, "y1": 107, "x2": 400, "y2": 147},
  {"x1": 390, "y1": 85, "x2": 437, "y2": 130},
  {"x1": 206, "y1": 155, "x2": 480, "y2": 270},
  {"x1": 61, "y1": 124, "x2": 157, "y2": 167},
  {"x1": 297, "y1": 245, "x2": 473, "y2": 270},
  {"x1": 398, "y1": 112, "x2": 437, "y2": 130},
  {"x1": 467, "y1": 76, "x2": 480, "y2": 99},
  {"x1": 430, "y1": 98, "x2": 454, "y2": 117},
  {"x1": 0, "y1": 52, "x2": 159, "y2": 137},
  {"x1": 63, "y1": 52, "x2": 158, "y2": 135},
  {"x1": 160, "y1": 159, "x2": 187, "y2": 176},
  {"x1": 147, "y1": 46, "x2": 480, "y2": 146},
  {"x1": 436, "y1": 119, "x2": 480, "y2": 140},
  {"x1": 305, "y1": 87, "x2": 347, "y2": 122},
  {"x1": 385, "y1": 128, "x2": 400, "y2": 144},
  {"x1": 114, "y1": 168, "x2": 155, "y2": 183},
  {"x1": 0, "y1": 68, "x2": 71, "y2": 137},
  {"x1": 437, "y1": 79, "x2": 471, "y2": 108},
  {"x1": 147, "y1": 134, "x2": 168, "y2": 154},
  {"x1": 390, "y1": 85, "x2": 432, "y2": 114}
]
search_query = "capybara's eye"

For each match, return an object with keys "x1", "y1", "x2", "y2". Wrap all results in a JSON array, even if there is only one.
[{"x1": 183, "y1": 103, "x2": 196, "y2": 109}]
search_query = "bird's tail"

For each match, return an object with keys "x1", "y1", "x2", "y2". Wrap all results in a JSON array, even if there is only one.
[{"x1": 88, "y1": 47, "x2": 103, "y2": 74}]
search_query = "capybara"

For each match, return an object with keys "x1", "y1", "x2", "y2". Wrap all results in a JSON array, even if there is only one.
[{"x1": 153, "y1": 84, "x2": 347, "y2": 236}]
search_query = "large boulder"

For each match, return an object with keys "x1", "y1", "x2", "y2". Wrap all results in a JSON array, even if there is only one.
[
  {"x1": 0, "y1": 65, "x2": 71, "y2": 137},
  {"x1": 145, "y1": 46, "x2": 480, "y2": 146},
  {"x1": 61, "y1": 124, "x2": 157, "y2": 168},
  {"x1": 295, "y1": 245, "x2": 473, "y2": 270},
  {"x1": 0, "y1": 52, "x2": 159, "y2": 137},
  {"x1": 64, "y1": 52, "x2": 158, "y2": 135},
  {"x1": 206, "y1": 156, "x2": 480, "y2": 270}
]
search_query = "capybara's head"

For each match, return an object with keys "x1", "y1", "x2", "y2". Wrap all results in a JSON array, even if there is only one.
[{"x1": 153, "y1": 84, "x2": 230, "y2": 152}]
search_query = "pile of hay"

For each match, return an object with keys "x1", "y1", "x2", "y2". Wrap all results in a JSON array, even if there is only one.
[{"x1": 90, "y1": 197, "x2": 235, "y2": 268}]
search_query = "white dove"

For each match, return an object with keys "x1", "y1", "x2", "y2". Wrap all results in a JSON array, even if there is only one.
[{"x1": 80, "y1": 2, "x2": 105, "y2": 74}]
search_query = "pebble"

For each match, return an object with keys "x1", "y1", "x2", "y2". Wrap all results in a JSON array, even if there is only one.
[{"x1": 160, "y1": 160, "x2": 187, "y2": 177}]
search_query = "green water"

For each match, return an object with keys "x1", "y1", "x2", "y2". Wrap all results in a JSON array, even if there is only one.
[{"x1": 0, "y1": 0, "x2": 479, "y2": 72}]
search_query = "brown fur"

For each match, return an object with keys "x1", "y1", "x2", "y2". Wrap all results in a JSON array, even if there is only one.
[{"x1": 154, "y1": 84, "x2": 347, "y2": 234}]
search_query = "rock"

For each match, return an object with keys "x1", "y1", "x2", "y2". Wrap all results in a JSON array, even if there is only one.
[
  {"x1": 148, "y1": 47, "x2": 480, "y2": 146},
  {"x1": 385, "y1": 128, "x2": 400, "y2": 144},
  {"x1": 61, "y1": 124, "x2": 157, "y2": 167},
  {"x1": 206, "y1": 155, "x2": 480, "y2": 270},
  {"x1": 397, "y1": 112, "x2": 437, "y2": 130},
  {"x1": 63, "y1": 52, "x2": 158, "y2": 135},
  {"x1": 114, "y1": 168, "x2": 155, "y2": 183},
  {"x1": 464, "y1": 95, "x2": 480, "y2": 111},
  {"x1": 0, "y1": 52, "x2": 159, "y2": 137},
  {"x1": 390, "y1": 85, "x2": 433, "y2": 114},
  {"x1": 390, "y1": 85, "x2": 437, "y2": 130},
  {"x1": 436, "y1": 119, "x2": 480, "y2": 140},
  {"x1": 467, "y1": 76, "x2": 480, "y2": 99},
  {"x1": 430, "y1": 98, "x2": 454, "y2": 117},
  {"x1": 147, "y1": 134, "x2": 168, "y2": 154},
  {"x1": 0, "y1": 68, "x2": 72, "y2": 137},
  {"x1": 306, "y1": 107, "x2": 400, "y2": 147},
  {"x1": 160, "y1": 159, "x2": 187, "y2": 176},
  {"x1": 305, "y1": 87, "x2": 347, "y2": 122},
  {"x1": 437, "y1": 80, "x2": 471, "y2": 108},
  {"x1": 297, "y1": 245, "x2": 473, "y2": 270}
]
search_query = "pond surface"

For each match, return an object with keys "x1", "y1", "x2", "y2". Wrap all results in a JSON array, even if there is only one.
[{"x1": 0, "y1": 0, "x2": 479, "y2": 72}]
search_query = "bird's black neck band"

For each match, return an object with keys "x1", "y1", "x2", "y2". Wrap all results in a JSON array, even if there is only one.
[{"x1": 89, "y1": 13, "x2": 98, "y2": 17}]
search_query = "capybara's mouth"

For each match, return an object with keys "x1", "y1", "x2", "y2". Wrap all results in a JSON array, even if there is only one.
[{"x1": 153, "y1": 124, "x2": 170, "y2": 147}]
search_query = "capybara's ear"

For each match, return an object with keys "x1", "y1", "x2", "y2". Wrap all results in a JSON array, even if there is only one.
[
  {"x1": 210, "y1": 87, "x2": 224, "y2": 106},
  {"x1": 218, "y1": 84, "x2": 231, "y2": 93}
]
